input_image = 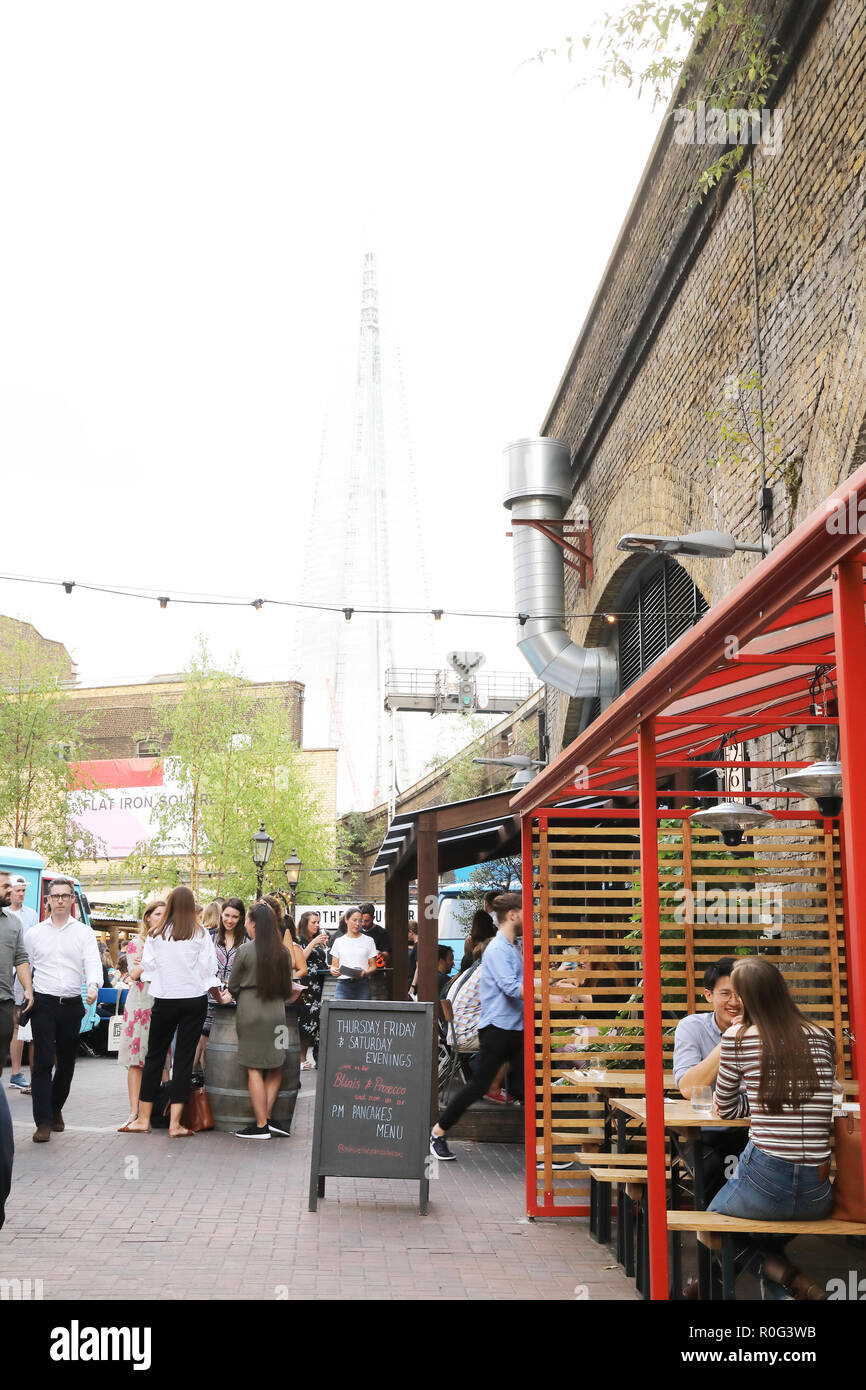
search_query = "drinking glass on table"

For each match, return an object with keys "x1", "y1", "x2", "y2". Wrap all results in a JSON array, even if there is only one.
[
  {"x1": 832, "y1": 1079, "x2": 845, "y2": 1116},
  {"x1": 690, "y1": 1086, "x2": 713, "y2": 1116}
]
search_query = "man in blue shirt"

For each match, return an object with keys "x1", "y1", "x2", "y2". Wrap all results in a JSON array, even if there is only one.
[
  {"x1": 430, "y1": 892, "x2": 523, "y2": 1161},
  {"x1": 673, "y1": 956, "x2": 748, "y2": 1200}
]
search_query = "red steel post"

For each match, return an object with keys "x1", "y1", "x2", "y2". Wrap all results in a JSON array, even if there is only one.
[
  {"x1": 638, "y1": 719, "x2": 669, "y2": 1300},
  {"x1": 831, "y1": 560, "x2": 866, "y2": 1203},
  {"x1": 522, "y1": 813, "x2": 538, "y2": 1216}
]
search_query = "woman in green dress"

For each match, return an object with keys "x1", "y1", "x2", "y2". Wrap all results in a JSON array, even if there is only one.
[{"x1": 224, "y1": 901, "x2": 293, "y2": 1140}]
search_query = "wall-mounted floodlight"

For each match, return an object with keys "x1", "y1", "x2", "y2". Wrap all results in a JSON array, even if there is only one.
[{"x1": 617, "y1": 530, "x2": 769, "y2": 558}]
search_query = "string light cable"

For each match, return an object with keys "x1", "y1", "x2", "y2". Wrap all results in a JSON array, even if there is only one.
[{"x1": 0, "y1": 569, "x2": 711, "y2": 626}]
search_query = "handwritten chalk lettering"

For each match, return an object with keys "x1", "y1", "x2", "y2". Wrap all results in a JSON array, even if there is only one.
[
  {"x1": 331, "y1": 1104, "x2": 345, "y2": 1118},
  {"x1": 375, "y1": 1122, "x2": 404, "y2": 1139},
  {"x1": 352, "y1": 1104, "x2": 393, "y2": 1121},
  {"x1": 365, "y1": 1051, "x2": 414, "y2": 1066}
]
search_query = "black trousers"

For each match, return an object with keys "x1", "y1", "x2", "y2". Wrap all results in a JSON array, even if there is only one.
[
  {"x1": 140, "y1": 996, "x2": 207, "y2": 1107},
  {"x1": 31, "y1": 993, "x2": 85, "y2": 1127},
  {"x1": 0, "y1": 999, "x2": 13, "y2": 1077},
  {"x1": 438, "y1": 1024, "x2": 524, "y2": 1132}
]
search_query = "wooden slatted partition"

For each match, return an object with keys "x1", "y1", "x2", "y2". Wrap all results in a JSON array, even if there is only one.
[{"x1": 528, "y1": 810, "x2": 850, "y2": 1216}]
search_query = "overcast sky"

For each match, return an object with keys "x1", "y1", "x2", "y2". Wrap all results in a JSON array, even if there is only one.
[{"x1": 0, "y1": 2, "x2": 663, "y2": 773}]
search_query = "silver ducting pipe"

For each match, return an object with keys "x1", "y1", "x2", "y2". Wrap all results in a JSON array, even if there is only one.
[{"x1": 503, "y1": 437, "x2": 618, "y2": 701}]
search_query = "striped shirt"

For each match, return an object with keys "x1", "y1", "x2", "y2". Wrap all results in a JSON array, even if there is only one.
[{"x1": 714, "y1": 1025, "x2": 835, "y2": 1163}]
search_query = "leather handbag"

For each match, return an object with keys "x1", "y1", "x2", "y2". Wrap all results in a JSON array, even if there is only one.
[
  {"x1": 182, "y1": 1080, "x2": 214, "y2": 1133},
  {"x1": 831, "y1": 1110, "x2": 864, "y2": 1222}
]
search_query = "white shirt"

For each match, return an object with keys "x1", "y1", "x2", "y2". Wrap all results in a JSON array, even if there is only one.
[
  {"x1": 140, "y1": 925, "x2": 220, "y2": 999},
  {"x1": 27, "y1": 916, "x2": 103, "y2": 998},
  {"x1": 330, "y1": 932, "x2": 377, "y2": 977}
]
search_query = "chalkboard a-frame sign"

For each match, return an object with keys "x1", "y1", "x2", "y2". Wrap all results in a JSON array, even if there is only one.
[{"x1": 308, "y1": 1000, "x2": 435, "y2": 1215}]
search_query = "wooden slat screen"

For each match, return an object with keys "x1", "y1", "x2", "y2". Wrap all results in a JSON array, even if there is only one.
[{"x1": 530, "y1": 812, "x2": 849, "y2": 1214}]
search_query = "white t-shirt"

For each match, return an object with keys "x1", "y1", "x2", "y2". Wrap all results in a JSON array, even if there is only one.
[{"x1": 330, "y1": 933, "x2": 377, "y2": 977}]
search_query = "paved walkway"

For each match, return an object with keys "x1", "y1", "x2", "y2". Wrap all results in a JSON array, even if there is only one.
[{"x1": 2, "y1": 1057, "x2": 637, "y2": 1301}]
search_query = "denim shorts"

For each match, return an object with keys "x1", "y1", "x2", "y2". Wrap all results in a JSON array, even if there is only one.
[
  {"x1": 708, "y1": 1140, "x2": 833, "y2": 1221},
  {"x1": 334, "y1": 978, "x2": 372, "y2": 1002}
]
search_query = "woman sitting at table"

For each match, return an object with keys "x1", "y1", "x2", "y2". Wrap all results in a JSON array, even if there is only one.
[{"x1": 708, "y1": 955, "x2": 835, "y2": 1301}]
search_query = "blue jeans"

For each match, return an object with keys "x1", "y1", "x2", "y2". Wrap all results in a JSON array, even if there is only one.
[
  {"x1": 708, "y1": 1140, "x2": 833, "y2": 1297},
  {"x1": 334, "y1": 978, "x2": 372, "y2": 1001}
]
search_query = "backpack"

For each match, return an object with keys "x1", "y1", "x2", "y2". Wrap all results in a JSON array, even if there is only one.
[{"x1": 450, "y1": 962, "x2": 483, "y2": 1047}]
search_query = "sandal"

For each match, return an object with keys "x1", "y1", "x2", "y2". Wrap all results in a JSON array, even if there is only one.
[
  {"x1": 117, "y1": 1116, "x2": 139, "y2": 1132},
  {"x1": 168, "y1": 1126, "x2": 194, "y2": 1137}
]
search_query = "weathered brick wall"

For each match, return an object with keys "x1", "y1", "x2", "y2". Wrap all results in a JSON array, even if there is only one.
[
  {"x1": 539, "y1": 0, "x2": 866, "y2": 756},
  {"x1": 64, "y1": 678, "x2": 306, "y2": 760}
]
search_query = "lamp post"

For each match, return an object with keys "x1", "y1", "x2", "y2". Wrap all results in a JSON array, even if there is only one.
[
  {"x1": 250, "y1": 822, "x2": 274, "y2": 901},
  {"x1": 284, "y1": 849, "x2": 303, "y2": 920}
]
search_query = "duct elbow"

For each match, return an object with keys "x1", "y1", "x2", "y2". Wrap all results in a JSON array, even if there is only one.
[{"x1": 504, "y1": 435, "x2": 619, "y2": 703}]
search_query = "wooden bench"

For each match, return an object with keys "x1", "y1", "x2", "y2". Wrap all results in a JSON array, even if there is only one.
[
  {"x1": 667, "y1": 1210, "x2": 866, "y2": 1301},
  {"x1": 589, "y1": 1165, "x2": 669, "y2": 1290}
]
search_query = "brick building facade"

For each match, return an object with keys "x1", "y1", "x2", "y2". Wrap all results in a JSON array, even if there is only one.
[{"x1": 528, "y1": 0, "x2": 865, "y2": 759}]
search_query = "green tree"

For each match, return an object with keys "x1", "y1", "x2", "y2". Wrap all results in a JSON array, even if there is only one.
[
  {"x1": 125, "y1": 641, "x2": 338, "y2": 908},
  {"x1": 0, "y1": 619, "x2": 101, "y2": 870}
]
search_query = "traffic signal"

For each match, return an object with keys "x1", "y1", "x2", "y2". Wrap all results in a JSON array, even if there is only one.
[{"x1": 458, "y1": 677, "x2": 475, "y2": 715}]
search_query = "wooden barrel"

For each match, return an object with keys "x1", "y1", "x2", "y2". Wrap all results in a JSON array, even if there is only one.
[{"x1": 205, "y1": 1005, "x2": 300, "y2": 1133}]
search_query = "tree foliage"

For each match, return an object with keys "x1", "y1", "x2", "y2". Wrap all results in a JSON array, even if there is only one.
[
  {"x1": 123, "y1": 641, "x2": 338, "y2": 909},
  {"x1": 535, "y1": 1, "x2": 785, "y2": 200},
  {"x1": 0, "y1": 619, "x2": 101, "y2": 871}
]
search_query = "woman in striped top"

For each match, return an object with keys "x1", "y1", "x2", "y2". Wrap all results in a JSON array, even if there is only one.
[{"x1": 708, "y1": 956, "x2": 835, "y2": 1300}]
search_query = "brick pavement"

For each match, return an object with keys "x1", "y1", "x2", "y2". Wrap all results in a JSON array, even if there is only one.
[{"x1": 1, "y1": 1057, "x2": 637, "y2": 1301}]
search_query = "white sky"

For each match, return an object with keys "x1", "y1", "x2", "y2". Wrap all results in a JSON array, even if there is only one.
[{"x1": 0, "y1": 2, "x2": 664, "y2": 768}]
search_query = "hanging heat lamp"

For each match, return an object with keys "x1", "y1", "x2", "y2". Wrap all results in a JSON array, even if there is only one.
[
  {"x1": 689, "y1": 800, "x2": 775, "y2": 847},
  {"x1": 775, "y1": 761, "x2": 842, "y2": 817},
  {"x1": 776, "y1": 666, "x2": 843, "y2": 817}
]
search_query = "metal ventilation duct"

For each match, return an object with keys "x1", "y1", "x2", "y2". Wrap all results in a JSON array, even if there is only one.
[{"x1": 503, "y1": 437, "x2": 618, "y2": 700}]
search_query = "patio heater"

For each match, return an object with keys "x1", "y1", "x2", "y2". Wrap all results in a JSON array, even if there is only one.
[{"x1": 688, "y1": 800, "x2": 774, "y2": 847}]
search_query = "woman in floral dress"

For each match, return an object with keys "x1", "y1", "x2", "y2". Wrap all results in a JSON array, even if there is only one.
[
  {"x1": 117, "y1": 899, "x2": 165, "y2": 1130},
  {"x1": 296, "y1": 911, "x2": 329, "y2": 1068}
]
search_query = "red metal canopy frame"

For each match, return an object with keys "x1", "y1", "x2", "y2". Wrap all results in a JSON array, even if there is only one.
[{"x1": 512, "y1": 461, "x2": 866, "y2": 1300}]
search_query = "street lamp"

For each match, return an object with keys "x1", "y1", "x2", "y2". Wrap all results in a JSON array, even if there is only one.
[
  {"x1": 617, "y1": 529, "x2": 769, "y2": 558},
  {"x1": 284, "y1": 849, "x2": 303, "y2": 919},
  {"x1": 250, "y1": 822, "x2": 274, "y2": 901}
]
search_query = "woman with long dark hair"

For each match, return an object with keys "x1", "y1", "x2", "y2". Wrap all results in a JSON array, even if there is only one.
[
  {"x1": 225, "y1": 901, "x2": 293, "y2": 1139},
  {"x1": 296, "y1": 911, "x2": 330, "y2": 1069},
  {"x1": 195, "y1": 897, "x2": 246, "y2": 1070},
  {"x1": 458, "y1": 909, "x2": 496, "y2": 974},
  {"x1": 127, "y1": 886, "x2": 222, "y2": 1138},
  {"x1": 708, "y1": 956, "x2": 835, "y2": 1300}
]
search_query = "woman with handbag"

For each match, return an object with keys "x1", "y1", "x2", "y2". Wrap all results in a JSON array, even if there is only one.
[
  {"x1": 117, "y1": 899, "x2": 165, "y2": 1132},
  {"x1": 126, "y1": 886, "x2": 223, "y2": 1138},
  {"x1": 225, "y1": 901, "x2": 294, "y2": 1140},
  {"x1": 708, "y1": 956, "x2": 835, "y2": 1300}
]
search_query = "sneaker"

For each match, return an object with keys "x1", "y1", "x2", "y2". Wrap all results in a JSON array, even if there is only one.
[
  {"x1": 32, "y1": 1124, "x2": 51, "y2": 1143},
  {"x1": 429, "y1": 1129, "x2": 456, "y2": 1161},
  {"x1": 485, "y1": 1087, "x2": 513, "y2": 1105},
  {"x1": 267, "y1": 1119, "x2": 291, "y2": 1137},
  {"x1": 8, "y1": 1073, "x2": 28, "y2": 1090},
  {"x1": 536, "y1": 1159, "x2": 575, "y2": 1171},
  {"x1": 234, "y1": 1123, "x2": 271, "y2": 1139}
]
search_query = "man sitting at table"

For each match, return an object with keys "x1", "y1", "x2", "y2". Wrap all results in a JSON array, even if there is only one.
[{"x1": 672, "y1": 957, "x2": 749, "y2": 1200}]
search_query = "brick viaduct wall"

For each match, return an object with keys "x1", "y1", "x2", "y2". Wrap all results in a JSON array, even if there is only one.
[{"x1": 538, "y1": 0, "x2": 866, "y2": 756}]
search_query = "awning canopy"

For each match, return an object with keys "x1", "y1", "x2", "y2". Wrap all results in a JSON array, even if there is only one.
[{"x1": 371, "y1": 790, "x2": 520, "y2": 882}]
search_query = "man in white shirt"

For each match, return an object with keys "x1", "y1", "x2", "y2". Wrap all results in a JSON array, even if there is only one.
[
  {"x1": 8, "y1": 876, "x2": 39, "y2": 1089},
  {"x1": 26, "y1": 877, "x2": 102, "y2": 1143}
]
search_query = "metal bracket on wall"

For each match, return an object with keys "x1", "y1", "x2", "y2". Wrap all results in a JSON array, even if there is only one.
[{"x1": 506, "y1": 519, "x2": 593, "y2": 589}]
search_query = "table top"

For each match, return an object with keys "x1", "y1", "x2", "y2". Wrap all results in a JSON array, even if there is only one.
[
  {"x1": 562, "y1": 1069, "x2": 677, "y2": 1093},
  {"x1": 611, "y1": 1096, "x2": 751, "y2": 1128}
]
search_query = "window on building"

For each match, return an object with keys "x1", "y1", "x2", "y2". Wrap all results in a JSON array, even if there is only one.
[{"x1": 135, "y1": 739, "x2": 161, "y2": 757}]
